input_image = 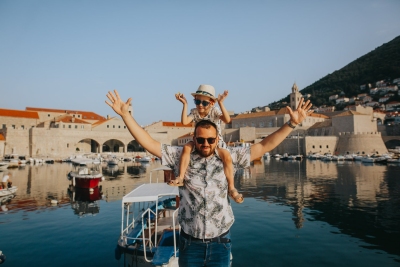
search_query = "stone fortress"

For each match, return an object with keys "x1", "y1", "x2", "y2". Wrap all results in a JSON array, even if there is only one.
[{"x1": 0, "y1": 84, "x2": 392, "y2": 159}]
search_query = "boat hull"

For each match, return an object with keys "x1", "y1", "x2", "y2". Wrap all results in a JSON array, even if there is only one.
[
  {"x1": 0, "y1": 186, "x2": 18, "y2": 197},
  {"x1": 68, "y1": 172, "x2": 104, "y2": 188}
]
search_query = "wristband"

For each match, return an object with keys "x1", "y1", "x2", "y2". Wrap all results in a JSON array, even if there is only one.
[{"x1": 286, "y1": 120, "x2": 297, "y2": 129}]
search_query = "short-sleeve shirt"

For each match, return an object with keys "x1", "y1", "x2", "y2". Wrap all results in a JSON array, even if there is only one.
[
  {"x1": 162, "y1": 144, "x2": 250, "y2": 239},
  {"x1": 2, "y1": 175, "x2": 10, "y2": 183},
  {"x1": 188, "y1": 106, "x2": 227, "y2": 148}
]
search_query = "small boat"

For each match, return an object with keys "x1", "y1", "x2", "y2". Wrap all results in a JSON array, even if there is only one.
[
  {"x1": 115, "y1": 167, "x2": 180, "y2": 266},
  {"x1": 307, "y1": 153, "x2": 320, "y2": 160},
  {"x1": 106, "y1": 155, "x2": 119, "y2": 165},
  {"x1": 0, "y1": 162, "x2": 9, "y2": 170},
  {"x1": 361, "y1": 155, "x2": 375, "y2": 163},
  {"x1": 67, "y1": 164, "x2": 104, "y2": 189},
  {"x1": 139, "y1": 156, "x2": 152, "y2": 162},
  {"x1": 0, "y1": 186, "x2": 18, "y2": 197},
  {"x1": 18, "y1": 155, "x2": 27, "y2": 165},
  {"x1": 45, "y1": 159, "x2": 55, "y2": 164},
  {"x1": 387, "y1": 157, "x2": 400, "y2": 164},
  {"x1": 3, "y1": 154, "x2": 19, "y2": 167}
]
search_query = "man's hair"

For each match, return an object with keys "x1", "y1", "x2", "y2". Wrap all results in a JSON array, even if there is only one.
[{"x1": 194, "y1": 120, "x2": 217, "y2": 136}]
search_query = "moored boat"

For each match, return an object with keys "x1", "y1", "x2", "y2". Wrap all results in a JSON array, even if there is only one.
[
  {"x1": 0, "y1": 162, "x2": 9, "y2": 170},
  {"x1": 115, "y1": 167, "x2": 180, "y2": 266},
  {"x1": 139, "y1": 156, "x2": 152, "y2": 162},
  {"x1": 0, "y1": 186, "x2": 18, "y2": 197},
  {"x1": 67, "y1": 164, "x2": 104, "y2": 188}
]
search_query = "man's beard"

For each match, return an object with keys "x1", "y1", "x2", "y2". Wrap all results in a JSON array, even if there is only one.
[{"x1": 196, "y1": 145, "x2": 216, "y2": 157}]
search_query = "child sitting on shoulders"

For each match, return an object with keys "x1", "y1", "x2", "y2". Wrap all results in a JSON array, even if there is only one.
[{"x1": 168, "y1": 84, "x2": 244, "y2": 204}]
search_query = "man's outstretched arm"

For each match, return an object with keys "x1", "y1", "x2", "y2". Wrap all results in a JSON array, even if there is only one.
[
  {"x1": 250, "y1": 98, "x2": 313, "y2": 161},
  {"x1": 106, "y1": 90, "x2": 162, "y2": 158}
]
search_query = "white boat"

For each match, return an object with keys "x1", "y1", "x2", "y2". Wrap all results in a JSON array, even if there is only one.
[
  {"x1": 139, "y1": 156, "x2": 152, "y2": 162},
  {"x1": 273, "y1": 154, "x2": 281, "y2": 159},
  {"x1": 387, "y1": 157, "x2": 400, "y2": 163},
  {"x1": 18, "y1": 155, "x2": 27, "y2": 165},
  {"x1": 0, "y1": 186, "x2": 18, "y2": 197},
  {"x1": 3, "y1": 154, "x2": 19, "y2": 167},
  {"x1": 34, "y1": 158, "x2": 44, "y2": 164},
  {"x1": 361, "y1": 155, "x2": 375, "y2": 163},
  {"x1": 337, "y1": 155, "x2": 345, "y2": 161},
  {"x1": 115, "y1": 167, "x2": 180, "y2": 266},
  {"x1": 0, "y1": 162, "x2": 9, "y2": 170},
  {"x1": 308, "y1": 153, "x2": 320, "y2": 160},
  {"x1": 106, "y1": 155, "x2": 119, "y2": 165},
  {"x1": 67, "y1": 164, "x2": 104, "y2": 188}
]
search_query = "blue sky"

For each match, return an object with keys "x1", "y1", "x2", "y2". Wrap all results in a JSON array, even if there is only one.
[{"x1": 1, "y1": 0, "x2": 400, "y2": 126}]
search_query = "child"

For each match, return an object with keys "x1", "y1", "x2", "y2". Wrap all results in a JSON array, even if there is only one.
[{"x1": 169, "y1": 84, "x2": 244, "y2": 204}]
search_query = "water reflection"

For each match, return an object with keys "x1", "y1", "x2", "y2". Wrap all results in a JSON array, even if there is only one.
[
  {"x1": 68, "y1": 186, "x2": 103, "y2": 217},
  {"x1": 0, "y1": 161, "x2": 164, "y2": 213},
  {"x1": 238, "y1": 158, "x2": 400, "y2": 257},
  {"x1": 1, "y1": 158, "x2": 400, "y2": 260}
]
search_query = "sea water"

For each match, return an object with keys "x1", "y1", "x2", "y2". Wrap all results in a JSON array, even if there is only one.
[{"x1": 0, "y1": 159, "x2": 399, "y2": 267}]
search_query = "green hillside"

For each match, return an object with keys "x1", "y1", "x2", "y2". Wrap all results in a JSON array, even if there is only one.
[{"x1": 272, "y1": 35, "x2": 400, "y2": 109}]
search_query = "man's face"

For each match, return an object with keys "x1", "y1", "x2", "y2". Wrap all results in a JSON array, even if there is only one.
[{"x1": 193, "y1": 126, "x2": 218, "y2": 157}]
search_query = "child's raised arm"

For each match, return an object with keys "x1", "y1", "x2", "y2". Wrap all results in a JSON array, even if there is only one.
[
  {"x1": 175, "y1": 93, "x2": 193, "y2": 125},
  {"x1": 217, "y1": 90, "x2": 231, "y2": 123}
]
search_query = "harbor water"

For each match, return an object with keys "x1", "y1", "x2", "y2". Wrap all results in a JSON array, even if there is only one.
[{"x1": 0, "y1": 158, "x2": 399, "y2": 267}]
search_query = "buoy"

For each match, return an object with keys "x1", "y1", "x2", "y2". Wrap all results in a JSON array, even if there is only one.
[
  {"x1": 50, "y1": 199, "x2": 58, "y2": 205},
  {"x1": 89, "y1": 188, "x2": 94, "y2": 194}
]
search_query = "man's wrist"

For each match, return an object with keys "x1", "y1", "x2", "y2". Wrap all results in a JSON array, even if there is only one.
[{"x1": 286, "y1": 120, "x2": 297, "y2": 129}]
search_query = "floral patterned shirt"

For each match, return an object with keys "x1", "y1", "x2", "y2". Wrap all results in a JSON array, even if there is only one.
[{"x1": 162, "y1": 144, "x2": 250, "y2": 239}]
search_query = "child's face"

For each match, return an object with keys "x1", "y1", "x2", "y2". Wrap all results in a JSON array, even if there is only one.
[{"x1": 194, "y1": 95, "x2": 214, "y2": 114}]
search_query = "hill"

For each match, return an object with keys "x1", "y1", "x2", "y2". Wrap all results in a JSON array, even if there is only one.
[{"x1": 270, "y1": 35, "x2": 400, "y2": 109}]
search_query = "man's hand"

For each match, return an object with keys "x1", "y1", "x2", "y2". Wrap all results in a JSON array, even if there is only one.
[
  {"x1": 106, "y1": 90, "x2": 132, "y2": 117},
  {"x1": 286, "y1": 98, "x2": 313, "y2": 125},
  {"x1": 175, "y1": 92, "x2": 187, "y2": 105}
]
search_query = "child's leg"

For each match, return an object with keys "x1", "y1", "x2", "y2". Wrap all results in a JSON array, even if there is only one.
[
  {"x1": 168, "y1": 141, "x2": 193, "y2": 186},
  {"x1": 217, "y1": 147, "x2": 244, "y2": 203}
]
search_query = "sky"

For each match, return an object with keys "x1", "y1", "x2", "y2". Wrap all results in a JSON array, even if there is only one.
[{"x1": 1, "y1": 0, "x2": 400, "y2": 126}]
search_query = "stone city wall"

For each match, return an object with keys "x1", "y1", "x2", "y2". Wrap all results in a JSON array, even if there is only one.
[{"x1": 335, "y1": 132, "x2": 387, "y2": 155}]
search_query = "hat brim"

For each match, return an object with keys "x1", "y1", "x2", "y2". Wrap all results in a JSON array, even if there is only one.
[{"x1": 191, "y1": 93, "x2": 216, "y2": 100}]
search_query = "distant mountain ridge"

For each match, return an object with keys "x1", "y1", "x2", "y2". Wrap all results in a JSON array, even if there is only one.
[{"x1": 273, "y1": 35, "x2": 400, "y2": 108}]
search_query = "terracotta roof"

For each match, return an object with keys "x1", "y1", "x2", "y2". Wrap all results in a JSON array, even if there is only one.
[
  {"x1": 309, "y1": 113, "x2": 330, "y2": 119},
  {"x1": 0, "y1": 133, "x2": 5, "y2": 141},
  {"x1": 233, "y1": 108, "x2": 328, "y2": 120},
  {"x1": 233, "y1": 110, "x2": 279, "y2": 119},
  {"x1": 0, "y1": 108, "x2": 39, "y2": 119},
  {"x1": 54, "y1": 115, "x2": 90, "y2": 124},
  {"x1": 162, "y1": 122, "x2": 193, "y2": 127},
  {"x1": 92, "y1": 118, "x2": 113, "y2": 127},
  {"x1": 26, "y1": 107, "x2": 106, "y2": 121}
]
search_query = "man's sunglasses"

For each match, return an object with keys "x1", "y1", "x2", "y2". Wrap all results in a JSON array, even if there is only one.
[
  {"x1": 195, "y1": 137, "x2": 217, "y2": 144},
  {"x1": 193, "y1": 99, "x2": 211, "y2": 107}
]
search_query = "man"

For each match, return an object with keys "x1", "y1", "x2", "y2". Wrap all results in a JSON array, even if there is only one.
[
  {"x1": 1, "y1": 172, "x2": 12, "y2": 189},
  {"x1": 106, "y1": 89, "x2": 313, "y2": 267}
]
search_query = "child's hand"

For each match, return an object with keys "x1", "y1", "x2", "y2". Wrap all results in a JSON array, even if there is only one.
[
  {"x1": 217, "y1": 90, "x2": 229, "y2": 103},
  {"x1": 175, "y1": 92, "x2": 187, "y2": 104}
]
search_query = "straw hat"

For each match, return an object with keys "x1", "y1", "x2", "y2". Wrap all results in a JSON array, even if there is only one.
[{"x1": 191, "y1": 85, "x2": 216, "y2": 100}]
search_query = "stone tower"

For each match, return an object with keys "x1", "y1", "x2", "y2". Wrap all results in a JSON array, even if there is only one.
[{"x1": 290, "y1": 83, "x2": 302, "y2": 110}]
